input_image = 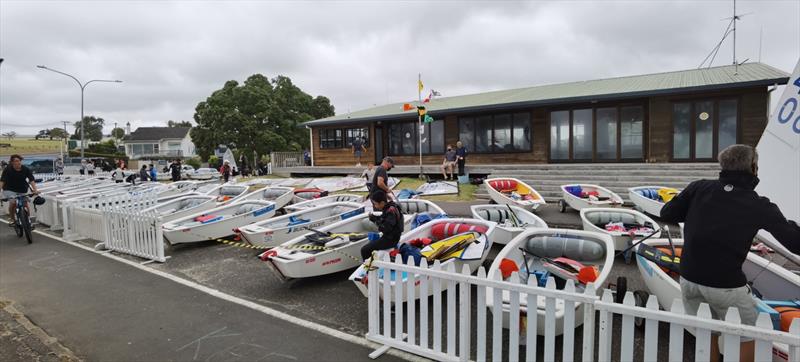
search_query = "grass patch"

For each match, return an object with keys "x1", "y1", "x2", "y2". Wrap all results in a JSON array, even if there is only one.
[
  {"x1": 334, "y1": 177, "x2": 477, "y2": 202},
  {"x1": 0, "y1": 139, "x2": 63, "y2": 156}
]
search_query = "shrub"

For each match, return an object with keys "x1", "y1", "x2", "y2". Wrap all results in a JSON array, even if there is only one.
[{"x1": 184, "y1": 157, "x2": 201, "y2": 169}]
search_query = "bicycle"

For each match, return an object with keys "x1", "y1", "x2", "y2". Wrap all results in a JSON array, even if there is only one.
[{"x1": 2, "y1": 192, "x2": 39, "y2": 244}]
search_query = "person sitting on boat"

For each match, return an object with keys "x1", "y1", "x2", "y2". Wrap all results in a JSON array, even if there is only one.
[
  {"x1": 660, "y1": 144, "x2": 800, "y2": 362},
  {"x1": 361, "y1": 190, "x2": 404, "y2": 260}
]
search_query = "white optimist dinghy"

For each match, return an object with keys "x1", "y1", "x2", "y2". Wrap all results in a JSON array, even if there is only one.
[
  {"x1": 262, "y1": 214, "x2": 379, "y2": 280},
  {"x1": 580, "y1": 207, "x2": 660, "y2": 251},
  {"x1": 238, "y1": 202, "x2": 365, "y2": 248},
  {"x1": 143, "y1": 194, "x2": 216, "y2": 223},
  {"x1": 635, "y1": 238, "x2": 800, "y2": 362},
  {"x1": 397, "y1": 199, "x2": 447, "y2": 229},
  {"x1": 484, "y1": 177, "x2": 546, "y2": 210},
  {"x1": 162, "y1": 200, "x2": 276, "y2": 245},
  {"x1": 415, "y1": 180, "x2": 458, "y2": 196},
  {"x1": 350, "y1": 218, "x2": 497, "y2": 302},
  {"x1": 471, "y1": 204, "x2": 548, "y2": 245},
  {"x1": 157, "y1": 181, "x2": 200, "y2": 199},
  {"x1": 350, "y1": 177, "x2": 400, "y2": 192},
  {"x1": 241, "y1": 186, "x2": 294, "y2": 210},
  {"x1": 205, "y1": 184, "x2": 249, "y2": 205},
  {"x1": 284, "y1": 194, "x2": 363, "y2": 212},
  {"x1": 486, "y1": 229, "x2": 614, "y2": 336},
  {"x1": 559, "y1": 183, "x2": 623, "y2": 213},
  {"x1": 627, "y1": 186, "x2": 680, "y2": 217}
]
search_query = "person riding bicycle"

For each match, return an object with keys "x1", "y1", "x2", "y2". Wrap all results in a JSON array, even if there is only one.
[{"x1": 0, "y1": 154, "x2": 39, "y2": 224}]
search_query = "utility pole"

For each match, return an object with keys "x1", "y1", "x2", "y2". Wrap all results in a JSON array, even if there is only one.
[{"x1": 61, "y1": 121, "x2": 69, "y2": 161}]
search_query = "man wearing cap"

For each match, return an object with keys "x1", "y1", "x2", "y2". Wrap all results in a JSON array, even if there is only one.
[
  {"x1": 371, "y1": 157, "x2": 396, "y2": 200},
  {"x1": 361, "y1": 190, "x2": 404, "y2": 260}
]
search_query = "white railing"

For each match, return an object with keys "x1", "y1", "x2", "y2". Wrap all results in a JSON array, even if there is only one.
[
  {"x1": 270, "y1": 152, "x2": 305, "y2": 168},
  {"x1": 101, "y1": 207, "x2": 165, "y2": 263},
  {"x1": 366, "y1": 256, "x2": 800, "y2": 362}
]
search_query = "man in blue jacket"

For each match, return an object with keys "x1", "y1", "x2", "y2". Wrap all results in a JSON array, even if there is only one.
[{"x1": 661, "y1": 144, "x2": 800, "y2": 362}]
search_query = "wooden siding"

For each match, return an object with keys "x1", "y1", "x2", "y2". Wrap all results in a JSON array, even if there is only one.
[{"x1": 311, "y1": 87, "x2": 770, "y2": 166}]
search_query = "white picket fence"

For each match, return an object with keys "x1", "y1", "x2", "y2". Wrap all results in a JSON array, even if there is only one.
[
  {"x1": 366, "y1": 256, "x2": 800, "y2": 362},
  {"x1": 270, "y1": 151, "x2": 305, "y2": 168},
  {"x1": 102, "y1": 206, "x2": 165, "y2": 262}
]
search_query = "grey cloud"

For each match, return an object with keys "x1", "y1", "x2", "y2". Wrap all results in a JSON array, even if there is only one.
[{"x1": 0, "y1": 0, "x2": 798, "y2": 136}]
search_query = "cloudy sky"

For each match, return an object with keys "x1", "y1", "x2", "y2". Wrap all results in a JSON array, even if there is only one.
[{"x1": 0, "y1": 0, "x2": 798, "y2": 136}]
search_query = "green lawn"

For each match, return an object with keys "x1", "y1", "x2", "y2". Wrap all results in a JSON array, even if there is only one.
[
  {"x1": 0, "y1": 139, "x2": 63, "y2": 156},
  {"x1": 335, "y1": 177, "x2": 477, "y2": 202}
]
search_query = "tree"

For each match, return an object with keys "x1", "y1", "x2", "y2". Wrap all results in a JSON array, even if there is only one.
[
  {"x1": 2, "y1": 131, "x2": 16, "y2": 140},
  {"x1": 167, "y1": 120, "x2": 192, "y2": 128},
  {"x1": 35, "y1": 129, "x2": 50, "y2": 140},
  {"x1": 86, "y1": 140, "x2": 123, "y2": 156},
  {"x1": 191, "y1": 74, "x2": 334, "y2": 160},
  {"x1": 49, "y1": 128, "x2": 68, "y2": 140},
  {"x1": 71, "y1": 116, "x2": 105, "y2": 141},
  {"x1": 111, "y1": 127, "x2": 125, "y2": 139}
]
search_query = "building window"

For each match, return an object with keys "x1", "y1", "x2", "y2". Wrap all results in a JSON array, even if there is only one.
[
  {"x1": 672, "y1": 99, "x2": 738, "y2": 161},
  {"x1": 388, "y1": 120, "x2": 444, "y2": 155},
  {"x1": 458, "y1": 112, "x2": 532, "y2": 153},
  {"x1": 550, "y1": 105, "x2": 644, "y2": 161},
  {"x1": 346, "y1": 128, "x2": 369, "y2": 148},
  {"x1": 131, "y1": 143, "x2": 157, "y2": 155},
  {"x1": 620, "y1": 106, "x2": 644, "y2": 159},
  {"x1": 319, "y1": 128, "x2": 343, "y2": 149}
]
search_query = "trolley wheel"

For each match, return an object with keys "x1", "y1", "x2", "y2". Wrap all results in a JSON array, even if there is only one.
[
  {"x1": 614, "y1": 276, "x2": 627, "y2": 304},
  {"x1": 558, "y1": 199, "x2": 567, "y2": 213},
  {"x1": 633, "y1": 290, "x2": 649, "y2": 328}
]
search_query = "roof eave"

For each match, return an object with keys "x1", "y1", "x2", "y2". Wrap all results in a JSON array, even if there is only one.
[{"x1": 304, "y1": 77, "x2": 788, "y2": 127}]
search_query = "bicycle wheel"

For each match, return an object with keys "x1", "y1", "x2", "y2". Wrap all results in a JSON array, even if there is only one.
[
  {"x1": 19, "y1": 208, "x2": 33, "y2": 244},
  {"x1": 13, "y1": 213, "x2": 23, "y2": 237}
]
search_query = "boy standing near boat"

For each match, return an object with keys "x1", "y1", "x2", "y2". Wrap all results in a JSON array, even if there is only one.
[{"x1": 660, "y1": 144, "x2": 800, "y2": 362}]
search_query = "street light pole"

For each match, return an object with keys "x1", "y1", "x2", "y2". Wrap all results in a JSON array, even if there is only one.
[{"x1": 36, "y1": 65, "x2": 121, "y2": 158}]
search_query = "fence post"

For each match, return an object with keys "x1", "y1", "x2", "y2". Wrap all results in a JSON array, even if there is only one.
[
  {"x1": 722, "y1": 308, "x2": 741, "y2": 361},
  {"x1": 643, "y1": 295, "x2": 660, "y2": 361},
  {"x1": 597, "y1": 289, "x2": 613, "y2": 362},
  {"x1": 668, "y1": 299, "x2": 685, "y2": 361},
  {"x1": 458, "y1": 264, "x2": 470, "y2": 362},
  {"x1": 581, "y1": 284, "x2": 596, "y2": 362}
]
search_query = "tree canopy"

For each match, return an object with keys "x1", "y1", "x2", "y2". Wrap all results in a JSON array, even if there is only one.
[
  {"x1": 111, "y1": 127, "x2": 125, "y2": 139},
  {"x1": 70, "y1": 116, "x2": 105, "y2": 141},
  {"x1": 49, "y1": 128, "x2": 68, "y2": 140},
  {"x1": 191, "y1": 74, "x2": 334, "y2": 160},
  {"x1": 167, "y1": 120, "x2": 192, "y2": 127}
]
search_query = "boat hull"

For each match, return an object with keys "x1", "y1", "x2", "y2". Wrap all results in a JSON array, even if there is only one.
[{"x1": 484, "y1": 177, "x2": 546, "y2": 211}]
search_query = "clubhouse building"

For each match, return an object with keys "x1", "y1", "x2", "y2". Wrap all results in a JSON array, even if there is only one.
[{"x1": 303, "y1": 63, "x2": 788, "y2": 167}]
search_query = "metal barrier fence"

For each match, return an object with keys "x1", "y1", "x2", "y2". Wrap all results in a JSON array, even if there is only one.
[
  {"x1": 270, "y1": 152, "x2": 305, "y2": 168},
  {"x1": 101, "y1": 206, "x2": 165, "y2": 262},
  {"x1": 366, "y1": 256, "x2": 800, "y2": 362}
]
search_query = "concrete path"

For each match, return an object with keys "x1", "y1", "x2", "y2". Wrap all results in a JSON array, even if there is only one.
[{"x1": 0, "y1": 225, "x2": 403, "y2": 361}]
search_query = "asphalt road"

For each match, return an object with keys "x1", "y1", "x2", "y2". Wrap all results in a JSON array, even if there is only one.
[{"x1": 0, "y1": 224, "x2": 404, "y2": 362}]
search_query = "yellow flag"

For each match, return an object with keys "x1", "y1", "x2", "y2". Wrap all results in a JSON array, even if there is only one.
[{"x1": 418, "y1": 79, "x2": 424, "y2": 93}]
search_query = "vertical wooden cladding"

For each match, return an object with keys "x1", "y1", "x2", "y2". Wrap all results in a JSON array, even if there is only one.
[
  {"x1": 311, "y1": 125, "x2": 375, "y2": 166},
  {"x1": 648, "y1": 86, "x2": 768, "y2": 162}
]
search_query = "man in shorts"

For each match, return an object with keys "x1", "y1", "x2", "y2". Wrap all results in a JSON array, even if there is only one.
[
  {"x1": 0, "y1": 154, "x2": 40, "y2": 224},
  {"x1": 661, "y1": 144, "x2": 800, "y2": 362},
  {"x1": 441, "y1": 145, "x2": 457, "y2": 180},
  {"x1": 352, "y1": 136, "x2": 366, "y2": 167}
]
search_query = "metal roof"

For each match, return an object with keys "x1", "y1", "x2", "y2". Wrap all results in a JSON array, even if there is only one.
[
  {"x1": 305, "y1": 62, "x2": 789, "y2": 127},
  {"x1": 122, "y1": 127, "x2": 190, "y2": 142}
]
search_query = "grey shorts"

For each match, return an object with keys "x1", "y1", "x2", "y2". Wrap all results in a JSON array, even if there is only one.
[
  {"x1": 3, "y1": 190, "x2": 26, "y2": 200},
  {"x1": 681, "y1": 277, "x2": 758, "y2": 326}
]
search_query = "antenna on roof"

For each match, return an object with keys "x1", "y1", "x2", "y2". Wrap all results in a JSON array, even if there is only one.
[{"x1": 698, "y1": 0, "x2": 752, "y2": 71}]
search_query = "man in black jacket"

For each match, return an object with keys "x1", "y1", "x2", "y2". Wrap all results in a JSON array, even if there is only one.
[
  {"x1": 361, "y1": 190, "x2": 404, "y2": 260},
  {"x1": 661, "y1": 144, "x2": 800, "y2": 362}
]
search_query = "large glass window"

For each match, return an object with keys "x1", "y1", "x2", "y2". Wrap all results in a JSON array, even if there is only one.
[
  {"x1": 550, "y1": 111, "x2": 570, "y2": 160},
  {"x1": 572, "y1": 109, "x2": 593, "y2": 159},
  {"x1": 346, "y1": 128, "x2": 369, "y2": 148},
  {"x1": 512, "y1": 112, "x2": 531, "y2": 151},
  {"x1": 319, "y1": 129, "x2": 343, "y2": 149},
  {"x1": 620, "y1": 106, "x2": 644, "y2": 159},
  {"x1": 388, "y1": 120, "x2": 444, "y2": 155},
  {"x1": 420, "y1": 120, "x2": 445, "y2": 154},
  {"x1": 718, "y1": 99, "x2": 738, "y2": 153},
  {"x1": 596, "y1": 108, "x2": 617, "y2": 159},
  {"x1": 458, "y1": 117, "x2": 475, "y2": 152},
  {"x1": 672, "y1": 99, "x2": 738, "y2": 160},
  {"x1": 458, "y1": 113, "x2": 532, "y2": 153},
  {"x1": 695, "y1": 101, "x2": 714, "y2": 159},
  {"x1": 673, "y1": 103, "x2": 692, "y2": 159}
]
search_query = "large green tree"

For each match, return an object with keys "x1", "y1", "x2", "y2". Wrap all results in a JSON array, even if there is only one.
[
  {"x1": 70, "y1": 116, "x2": 105, "y2": 141},
  {"x1": 191, "y1": 74, "x2": 334, "y2": 160},
  {"x1": 49, "y1": 128, "x2": 68, "y2": 140}
]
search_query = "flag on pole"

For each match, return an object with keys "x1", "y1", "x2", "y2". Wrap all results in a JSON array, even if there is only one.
[
  {"x1": 403, "y1": 103, "x2": 415, "y2": 111},
  {"x1": 423, "y1": 114, "x2": 434, "y2": 123},
  {"x1": 417, "y1": 106, "x2": 426, "y2": 117},
  {"x1": 418, "y1": 79, "x2": 424, "y2": 93}
]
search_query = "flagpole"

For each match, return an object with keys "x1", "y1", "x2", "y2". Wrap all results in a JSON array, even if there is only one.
[{"x1": 418, "y1": 73, "x2": 424, "y2": 180}]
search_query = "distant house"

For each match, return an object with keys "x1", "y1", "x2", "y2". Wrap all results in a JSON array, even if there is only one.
[{"x1": 121, "y1": 127, "x2": 196, "y2": 160}]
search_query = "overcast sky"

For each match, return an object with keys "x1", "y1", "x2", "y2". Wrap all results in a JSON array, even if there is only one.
[{"x1": 1, "y1": 0, "x2": 798, "y2": 136}]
